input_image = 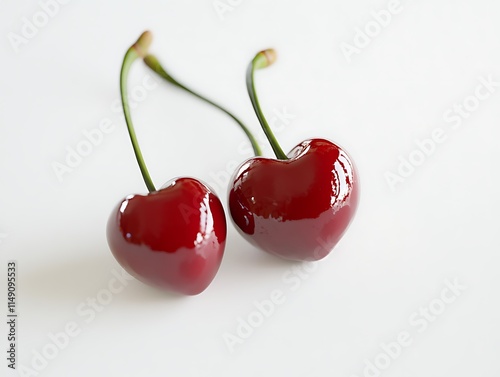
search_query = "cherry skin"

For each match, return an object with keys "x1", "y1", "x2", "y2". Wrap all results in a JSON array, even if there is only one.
[
  {"x1": 107, "y1": 178, "x2": 226, "y2": 295},
  {"x1": 229, "y1": 138, "x2": 359, "y2": 262}
]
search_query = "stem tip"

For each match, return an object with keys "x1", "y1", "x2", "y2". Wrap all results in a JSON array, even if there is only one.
[
  {"x1": 253, "y1": 49, "x2": 277, "y2": 70},
  {"x1": 133, "y1": 31, "x2": 153, "y2": 58}
]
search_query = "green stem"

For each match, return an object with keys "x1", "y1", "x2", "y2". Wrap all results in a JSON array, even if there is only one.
[
  {"x1": 120, "y1": 32, "x2": 156, "y2": 192},
  {"x1": 246, "y1": 49, "x2": 288, "y2": 160},
  {"x1": 143, "y1": 54, "x2": 262, "y2": 157}
]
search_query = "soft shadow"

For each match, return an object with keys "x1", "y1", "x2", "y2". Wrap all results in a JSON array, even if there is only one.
[
  {"x1": 220, "y1": 231, "x2": 301, "y2": 281},
  {"x1": 21, "y1": 250, "x2": 183, "y2": 305}
]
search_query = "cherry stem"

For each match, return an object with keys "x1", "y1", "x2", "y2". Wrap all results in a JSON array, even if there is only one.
[
  {"x1": 143, "y1": 54, "x2": 262, "y2": 157},
  {"x1": 246, "y1": 49, "x2": 288, "y2": 160},
  {"x1": 120, "y1": 31, "x2": 156, "y2": 193}
]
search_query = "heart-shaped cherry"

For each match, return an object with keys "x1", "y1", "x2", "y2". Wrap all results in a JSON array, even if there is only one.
[
  {"x1": 108, "y1": 178, "x2": 226, "y2": 295},
  {"x1": 106, "y1": 31, "x2": 229, "y2": 295},
  {"x1": 229, "y1": 49, "x2": 359, "y2": 261}
]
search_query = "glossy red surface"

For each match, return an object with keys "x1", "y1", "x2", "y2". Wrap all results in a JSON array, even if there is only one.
[
  {"x1": 107, "y1": 178, "x2": 226, "y2": 295},
  {"x1": 229, "y1": 138, "x2": 359, "y2": 261}
]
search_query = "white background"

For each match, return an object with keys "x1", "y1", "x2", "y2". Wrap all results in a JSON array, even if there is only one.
[{"x1": 1, "y1": 0, "x2": 500, "y2": 376}]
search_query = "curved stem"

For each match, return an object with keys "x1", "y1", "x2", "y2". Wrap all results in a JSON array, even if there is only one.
[
  {"x1": 120, "y1": 32, "x2": 156, "y2": 192},
  {"x1": 144, "y1": 54, "x2": 262, "y2": 157},
  {"x1": 246, "y1": 49, "x2": 288, "y2": 160}
]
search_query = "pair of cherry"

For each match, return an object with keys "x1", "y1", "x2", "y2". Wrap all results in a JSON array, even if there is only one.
[{"x1": 107, "y1": 32, "x2": 359, "y2": 296}]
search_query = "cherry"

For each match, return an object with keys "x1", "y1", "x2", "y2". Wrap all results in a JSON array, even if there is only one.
[
  {"x1": 107, "y1": 178, "x2": 226, "y2": 295},
  {"x1": 107, "y1": 31, "x2": 237, "y2": 295},
  {"x1": 229, "y1": 49, "x2": 360, "y2": 262}
]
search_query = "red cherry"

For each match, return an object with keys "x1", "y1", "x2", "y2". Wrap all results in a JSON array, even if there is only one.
[
  {"x1": 107, "y1": 178, "x2": 226, "y2": 295},
  {"x1": 229, "y1": 139, "x2": 358, "y2": 261},
  {"x1": 107, "y1": 32, "x2": 251, "y2": 295},
  {"x1": 230, "y1": 49, "x2": 360, "y2": 261}
]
